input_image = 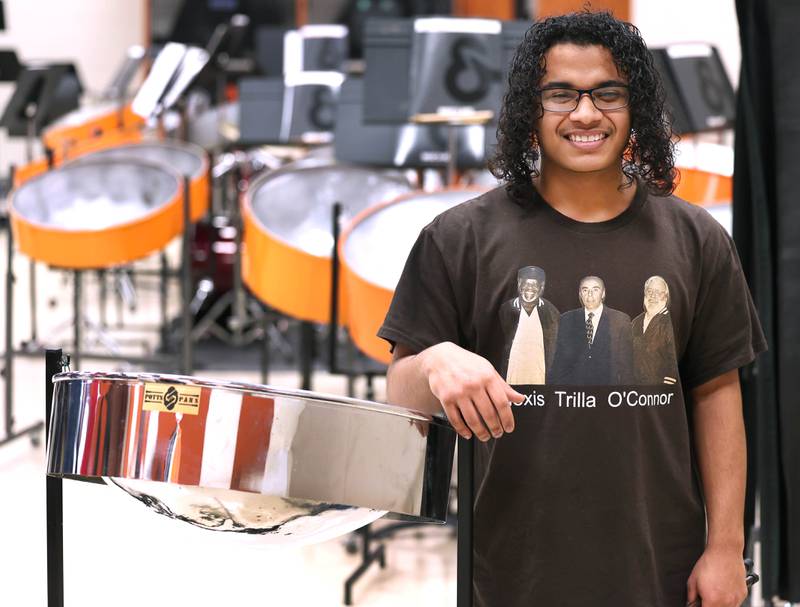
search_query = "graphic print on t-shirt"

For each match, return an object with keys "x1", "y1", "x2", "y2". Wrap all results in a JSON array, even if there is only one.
[
  {"x1": 631, "y1": 275, "x2": 679, "y2": 385},
  {"x1": 500, "y1": 271, "x2": 679, "y2": 386},
  {"x1": 498, "y1": 266, "x2": 560, "y2": 384}
]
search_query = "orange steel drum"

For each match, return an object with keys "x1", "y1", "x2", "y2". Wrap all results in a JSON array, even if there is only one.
[
  {"x1": 242, "y1": 165, "x2": 412, "y2": 324},
  {"x1": 70, "y1": 140, "x2": 210, "y2": 223},
  {"x1": 42, "y1": 102, "x2": 144, "y2": 158},
  {"x1": 12, "y1": 129, "x2": 144, "y2": 189},
  {"x1": 9, "y1": 158, "x2": 184, "y2": 269},
  {"x1": 674, "y1": 166, "x2": 732, "y2": 234},
  {"x1": 340, "y1": 188, "x2": 485, "y2": 364}
]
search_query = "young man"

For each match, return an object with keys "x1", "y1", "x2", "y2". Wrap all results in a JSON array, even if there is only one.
[{"x1": 378, "y1": 11, "x2": 766, "y2": 607}]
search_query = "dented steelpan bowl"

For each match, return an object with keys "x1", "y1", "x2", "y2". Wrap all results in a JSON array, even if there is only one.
[
  {"x1": 70, "y1": 140, "x2": 210, "y2": 222},
  {"x1": 241, "y1": 164, "x2": 412, "y2": 323},
  {"x1": 46, "y1": 372, "x2": 455, "y2": 545},
  {"x1": 9, "y1": 159, "x2": 183, "y2": 269}
]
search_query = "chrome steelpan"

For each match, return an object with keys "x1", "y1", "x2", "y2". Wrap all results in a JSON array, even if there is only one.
[
  {"x1": 71, "y1": 140, "x2": 210, "y2": 223},
  {"x1": 9, "y1": 159, "x2": 183, "y2": 269},
  {"x1": 340, "y1": 188, "x2": 485, "y2": 363},
  {"x1": 46, "y1": 372, "x2": 455, "y2": 545},
  {"x1": 242, "y1": 165, "x2": 412, "y2": 324}
]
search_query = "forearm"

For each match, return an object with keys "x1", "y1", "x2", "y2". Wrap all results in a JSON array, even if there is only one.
[
  {"x1": 386, "y1": 344, "x2": 444, "y2": 416},
  {"x1": 691, "y1": 370, "x2": 747, "y2": 551}
]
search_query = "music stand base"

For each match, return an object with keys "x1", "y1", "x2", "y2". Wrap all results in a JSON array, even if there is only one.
[{"x1": 0, "y1": 420, "x2": 44, "y2": 447}]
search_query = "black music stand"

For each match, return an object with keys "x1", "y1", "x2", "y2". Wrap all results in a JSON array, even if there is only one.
[
  {"x1": 0, "y1": 63, "x2": 82, "y2": 138},
  {"x1": 0, "y1": 49, "x2": 21, "y2": 82}
]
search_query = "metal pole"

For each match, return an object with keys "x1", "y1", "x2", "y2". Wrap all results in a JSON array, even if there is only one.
[
  {"x1": 260, "y1": 311, "x2": 270, "y2": 385},
  {"x1": 73, "y1": 271, "x2": 82, "y2": 370},
  {"x1": 45, "y1": 348, "x2": 64, "y2": 607},
  {"x1": 5, "y1": 210, "x2": 15, "y2": 437},
  {"x1": 159, "y1": 252, "x2": 168, "y2": 348},
  {"x1": 299, "y1": 321, "x2": 314, "y2": 391},
  {"x1": 328, "y1": 202, "x2": 342, "y2": 372},
  {"x1": 181, "y1": 176, "x2": 193, "y2": 375},
  {"x1": 29, "y1": 259, "x2": 37, "y2": 344},
  {"x1": 98, "y1": 270, "x2": 107, "y2": 329},
  {"x1": 447, "y1": 123, "x2": 458, "y2": 187},
  {"x1": 457, "y1": 437, "x2": 474, "y2": 607}
]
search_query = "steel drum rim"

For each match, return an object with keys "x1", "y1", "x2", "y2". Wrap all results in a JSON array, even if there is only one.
[
  {"x1": 53, "y1": 370, "x2": 449, "y2": 425},
  {"x1": 243, "y1": 163, "x2": 411, "y2": 258},
  {"x1": 9, "y1": 157, "x2": 183, "y2": 234},
  {"x1": 68, "y1": 138, "x2": 210, "y2": 180},
  {"x1": 338, "y1": 185, "x2": 487, "y2": 292}
]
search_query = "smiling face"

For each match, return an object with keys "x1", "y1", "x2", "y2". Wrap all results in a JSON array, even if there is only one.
[
  {"x1": 643, "y1": 276, "x2": 668, "y2": 315},
  {"x1": 579, "y1": 277, "x2": 605, "y2": 311},
  {"x1": 535, "y1": 43, "x2": 631, "y2": 178},
  {"x1": 519, "y1": 278, "x2": 543, "y2": 304}
]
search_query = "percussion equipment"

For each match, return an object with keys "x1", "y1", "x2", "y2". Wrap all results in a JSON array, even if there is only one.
[
  {"x1": 46, "y1": 372, "x2": 455, "y2": 545},
  {"x1": 71, "y1": 140, "x2": 210, "y2": 223},
  {"x1": 340, "y1": 188, "x2": 485, "y2": 363},
  {"x1": 42, "y1": 102, "x2": 144, "y2": 159},
  {"x1": 9, "y1": 158, "x2": 183, "y2": 269},
  {"x1": 674, "y1": 166, "x2": 732, "y2": 234},
  {"x1": 242, "y1": 165, "x2": 412, "y2": 324}
]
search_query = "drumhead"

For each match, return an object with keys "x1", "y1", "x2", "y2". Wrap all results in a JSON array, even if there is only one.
[
  {"x1": 247, "y1": 165, "x2": 411, "y2": 257},
  {"x1": 343, "y1": 188, "x2": 482, "y2": 291},
  {"x1": 11, "y1": 159, "x2": 180, "y2": 231}
]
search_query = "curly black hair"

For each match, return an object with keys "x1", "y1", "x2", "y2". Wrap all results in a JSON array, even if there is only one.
[{"x1": 490, "y1": 11, "x2": 676, "y2": 201}]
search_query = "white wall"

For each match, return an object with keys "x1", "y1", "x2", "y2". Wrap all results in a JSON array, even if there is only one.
[
  {"x1": 0, "y1": 0, "x2": 146, "y2": 171},
  {"x1": 632, "y1": 0, "x2": 741, "y2": 86}
]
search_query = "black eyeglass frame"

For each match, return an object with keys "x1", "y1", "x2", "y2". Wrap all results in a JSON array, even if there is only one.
[{"x1": 535, "y1": 84, "x2": 631, "y2": 113}]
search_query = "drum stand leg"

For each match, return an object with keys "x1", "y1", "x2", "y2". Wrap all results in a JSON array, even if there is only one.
[
  {"x1": 73, "y1": 271, "x2": 82, "y2": 371},
  {"x1": 299, "y1": 321, "x2": 314, "y2": 391},
  {"x1": 343, "y1": 524, "x2": 386, "y2": 606},
  {"x1": 1, "y1": 216, "x2": 44, "y2": 448},
  {"x1": 260, "y1": 311, "x2": 270, "y2": 384},
  {"x1": 457, "y1": 436, "x2": 474, "y2": 607},
  {"x1": 159, "y1": 252, "x2": 169, "y2": 349},
  {"x1": 181, "y1": 177, "x2": 193, "y2": 375},
  {"x1": 45, "y1": 349, "x2": 67, "y2": 607},
  {"x1": 28, "y1": 259, "x2": 38, "y2": 345}
]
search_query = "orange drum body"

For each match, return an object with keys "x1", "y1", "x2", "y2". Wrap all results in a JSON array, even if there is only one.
[
  {"x1": 674, "y1": 167, "x2": 731, "y2": 206},
  {"x1": 42, "y1": 103, "x2": 144, "y2": 159},
  {"x1": 10, "y1": 159, "x2": 183, "y2": 269},
  {"x1": 71, "y1": 141, "x2": 210, "y2": 223},
  {"x1": 242, "y1": 165, "x2": 411, "y2": 324},
  {"x1": 340, "y1": 188, "x2": 485, "y2": 364}
]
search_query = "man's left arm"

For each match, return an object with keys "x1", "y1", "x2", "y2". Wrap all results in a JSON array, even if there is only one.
[{"x1": 686, "y1": 369, "x2": 749, "y2": 607}]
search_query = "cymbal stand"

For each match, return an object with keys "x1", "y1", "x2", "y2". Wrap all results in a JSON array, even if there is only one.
[{"x1": 0, "y1": 179, "x2": 44, "y2": 448}]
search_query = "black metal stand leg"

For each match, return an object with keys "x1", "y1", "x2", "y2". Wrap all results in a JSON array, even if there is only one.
[
  {"x1": 457, "y1": 437, "x2": 473, "y2": 607},
  {"x1": 98, "y1": 270, "x2": 107, "y2": 329},
  {"x1": 45, "y1": 349, "x2": 65, "y2": 607},
  {"x1": 181, "y1": 177, "x2": 193, "y2": 375},
  {"x1": 72, "y1": 271, "x2": 82, "y2": 371},
  {"x1": 0, "y1": 169, "x2": 44, "y2": 449},
  {"x1": 260, "y1": 312, "x2": 270, "y2": 385},
  {"x1": 343, "y1": 525, "x2": 386, "y2": 606},
  {"x1": 159, "y1": 252, "x2": 168, "y2": 348},
  {"x1": 299, "y1": 321, "x2": 314, "y2": 391},
  {"x1": 29, "y1": 259, "x2": 38, "y2": 344}
]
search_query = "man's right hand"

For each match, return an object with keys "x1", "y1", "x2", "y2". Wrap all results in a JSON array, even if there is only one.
[{"x1": 418, "y1": 342, "x2": 524, "y2": 441}]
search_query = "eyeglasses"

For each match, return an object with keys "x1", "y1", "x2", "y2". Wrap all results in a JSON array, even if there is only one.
[{"x1": 537, "y1": 85, "x2": 630, "y2": 112}]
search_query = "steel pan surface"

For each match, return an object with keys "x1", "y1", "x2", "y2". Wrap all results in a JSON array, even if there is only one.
[
  {"x1": 47, "y1": 372, "x2": 455, "y2": 544},
  {"x1": 74, "y1": 140, "x2": 206, "y2": 181},
  {"x1": 343, "y1": 188, "x2": 480, "y2": 291},
  {"x1": 248, "y1": 165, "x2": 410, "y2": 257}
]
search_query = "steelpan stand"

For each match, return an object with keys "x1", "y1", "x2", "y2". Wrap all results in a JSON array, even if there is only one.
[{"x1": 0, "y1": 190, "x2": 44, "y2": 448}]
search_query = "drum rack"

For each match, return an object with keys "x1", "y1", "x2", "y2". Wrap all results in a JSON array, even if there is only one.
[{"x1": 1, "y1": 176, "x2": 197, "y2": 451}]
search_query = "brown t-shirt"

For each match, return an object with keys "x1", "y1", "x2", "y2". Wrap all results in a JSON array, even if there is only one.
[{"x1": 378, "y1": 184, "x2": 766, "y2": 607}]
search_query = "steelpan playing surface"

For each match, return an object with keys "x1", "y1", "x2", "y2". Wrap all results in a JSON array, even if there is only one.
[
  {"x1": 343, "y1": 189, "x2": 481, "y2": 290},
  {"x1": 46, "y1": 372, "x2": 455, "y2": 545},
  {"x1": 248, "y1": 165, "x2": 411, "y2": 257},
  {"x1": 12, "y1": 160, "x2": 179, "y2": 231},
  {"x1": 73, "y1": 140, "x2": 206, "y2": 181}
]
